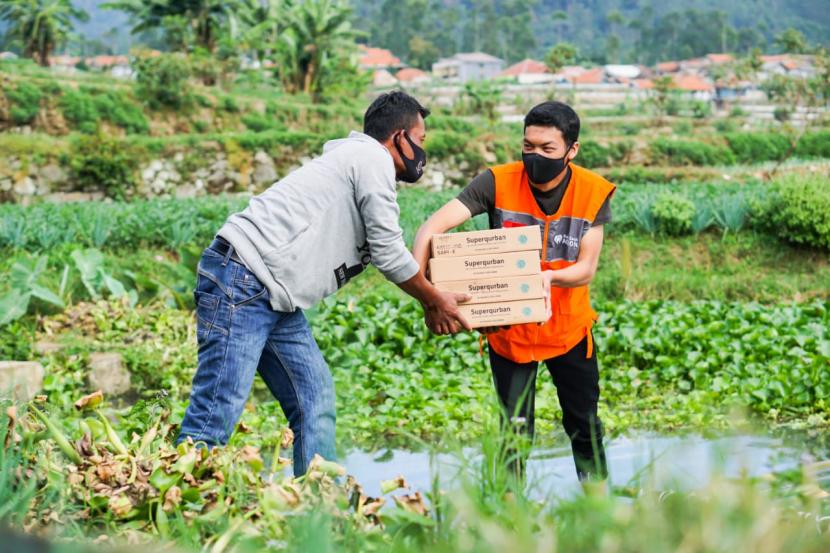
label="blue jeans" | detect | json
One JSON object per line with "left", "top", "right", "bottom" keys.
{"left": 177, "top": 239, "right": 336, "bottom": 475}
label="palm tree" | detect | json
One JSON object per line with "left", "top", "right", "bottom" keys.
{"left": 237, "top": 0, "right": 286, "bottom": 66}
{"left": 274, "top": 0, "right": 361, "bottom": 96}
{"left": 103, "top": 0, "right": 248, "bottom": 53}
{"left": 0, "top": 0, "right": 88, "bottom": 66}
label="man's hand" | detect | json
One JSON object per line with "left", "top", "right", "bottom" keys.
{"left": 424, "top": 291, "right": 472, "bottom": 335}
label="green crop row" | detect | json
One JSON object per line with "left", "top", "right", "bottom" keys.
{"left": 6, "top": 294, "right": 829, "bottom": 449}
{"left": 5, "top": 176, "right": 830, "bottom": 253}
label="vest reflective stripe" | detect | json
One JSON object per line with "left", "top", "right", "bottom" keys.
{"left": 485, "top": 161, "right": 616, "bottom": 363}
{"left": 493, "top": 207, "right": 546, "bottom": 229}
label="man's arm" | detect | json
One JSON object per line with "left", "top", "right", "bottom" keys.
{"left": 412, "top": 199, "right": 474, "bottom": 279}
{"left": 543, "top": 225, "right": 605, "bottom": 288}
{"left": 354, "top": 155, "right": 471, "bottom": 334}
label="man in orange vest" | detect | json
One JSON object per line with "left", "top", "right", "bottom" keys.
{"left": 413, "top": 101, "right": 615, "bottom": 488}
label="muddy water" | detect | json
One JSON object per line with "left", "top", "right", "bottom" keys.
{"left": 342, "top": 433, "right": 828, "bottom": 500}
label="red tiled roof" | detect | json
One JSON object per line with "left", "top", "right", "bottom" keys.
{"left": 633, "top": 78, "right": 653, "bottom": 89}
{"left": 359, "top": 45, "right": 401, "bottom": 68}
{"left": 49, "top": 55, "right": 81, "bottom": 66}
{"left": 571, "top": 67, "right": 604, "bottom": 84}
{"left": 500, "top": 58, "right": 549, "bottom": 76}
{"left": 656, "top": 61, "right": 679, "bottom": 73}
{"left": 706, "top": 53, "right": 733, "bottom": 64}
{"left": 88, "top": 55, "right": 129, "bottom": 67}
{"left": 673, "top": 74, "right": 714, "bottom": 92}
{"left": 396, "top": 67, "right": 429, "bottom": 82}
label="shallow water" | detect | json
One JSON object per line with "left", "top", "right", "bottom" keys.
{"left": 341, "top": 432, "right": 828, "bottom": 500}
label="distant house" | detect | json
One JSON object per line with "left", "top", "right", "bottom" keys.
{"left": 499, "top": 58, "right": 552, "bottom": 84}
{"left": 85, "top": 55, "right": 132, "bottom": 78}
{"left": 636, "top": 73, "right": 715, "bottom": 100}
{"left": 569, "top": 67, "right": 604, "bottom": 85}
{"left": 655, "top": 61, "right": 680, "bottom": 74}
{"left": 432, "top": 52, "right": 505, "bottom": 83}
{"left": 395, "top": 67, "right": 430, "bottom": 85}
{"left": 359, "top": 45, "right": 402, "bottom": 72}
{"left": 372, "top": 69, "right": 398, "bottom": 88}
{"left": 604, "top": 64, "right": 641, "bottom": 81}
{"left": 0, "top": 51, "right": 18, "bottom": 60}
{"left": 759, "top": 54, "right": 814, "bottom": 80}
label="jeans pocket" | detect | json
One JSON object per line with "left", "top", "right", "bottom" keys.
{"left": 230, "top": 263, "right": 267, "bottom": 307}
{"left": 195, "top": 291, "right": 228, "bottom": 339}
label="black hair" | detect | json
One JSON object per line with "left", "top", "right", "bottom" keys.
{"left": 524, "top": 101, "right": 580, "bottom": 146}
{"left": 363, "top": 91, "right": 430, "bottom": 142}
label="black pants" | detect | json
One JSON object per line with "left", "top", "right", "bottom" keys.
{"left": 489, "top": 336, "right": 608, "bottom": 481}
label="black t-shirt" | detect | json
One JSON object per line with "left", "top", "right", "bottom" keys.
{"left": 457, "top": 167, "right": 612, "bottom": 228}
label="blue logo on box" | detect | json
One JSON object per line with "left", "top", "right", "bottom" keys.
{"left": 520, "top": 284, "right": 530, "bottom": 293}
{"left": 522, "top": 307, "right": 532, "bottom": 316}
{"left": 518, "top": 234, "right": 528, "bottom": 244}
{"left": 517, "top": 260, "right": 526, "bottom": 269}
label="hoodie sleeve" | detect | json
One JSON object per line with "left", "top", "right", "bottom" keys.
{"left": 354, "top": 146, "right": 420, "bottom": 284}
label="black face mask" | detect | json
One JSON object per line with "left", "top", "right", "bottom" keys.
{"left": 395, "top": 131, "right": 426, "bottom": 183}
{"left": 522, "top": 147, "right": 571, "bottom": 185}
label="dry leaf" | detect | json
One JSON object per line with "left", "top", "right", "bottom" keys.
{"left": 393, "top": 492, "right": 429, "bottom": 516}
{"left": 163, "top": 486, "right": 182, "bottom": 511}
{"left": 74, "top": 391, "right": 104, "bottom": 411}
{"left": 280, "top": 427, "right": 294, "bottom": 449}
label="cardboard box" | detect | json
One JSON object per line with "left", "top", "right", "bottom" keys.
{"left": 429, "top": 250, "right": 541, "bottom": 282}
{"left": 431, "top": 226, "right": 542, "bottom": 258}
{"left": 458, "top": 298, "right": 548, "bottom": 328}
{"left": 434, "top": 274, "right": 545, "bottom": 305}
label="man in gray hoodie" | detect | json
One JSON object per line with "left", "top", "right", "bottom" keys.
{"left": 177, "top": 91, "right": 470, "bottom": 474}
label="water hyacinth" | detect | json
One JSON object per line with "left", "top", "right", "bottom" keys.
{"left": 4, "top": 393, "right": 435, "bottom": 546}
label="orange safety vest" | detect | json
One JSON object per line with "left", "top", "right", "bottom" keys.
{"left": 486, "top": 162, "right": 616, "bottom": 363}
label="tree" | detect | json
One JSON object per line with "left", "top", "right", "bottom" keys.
{"left": 0, "top": 0, "right": 88, "bottom": 66}
{"left": 649, "top": 75, "right": 676, "bottom": 122}
{"left": 273, "top": 0, "right": 362, "bottom": 98}
{"left": 544, "top": 42, "right": 577, "bottom": 74}
{"left": 103, "top": 0, "right": 249, "bottom": 53}
{"left": 774, "top": 27, "right": 808, "bottom": 54}
{"left": 408, "top": 35, "right": 440, "bottom": 70}
{"left": 761, "top": 47, "right": 829, "bottom": 176}
{"left": 238, "top": 0, "right": 286, "bottom": 66}
{"left": 605, "top": 10, "right": 625, "bottom": 63}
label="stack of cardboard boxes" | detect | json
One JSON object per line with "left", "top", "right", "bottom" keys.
{"left": 429, "top": 227, "right": 548, "bottom": 329}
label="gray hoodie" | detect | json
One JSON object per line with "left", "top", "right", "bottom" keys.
{"left": 217, "top": 131, "right": 419, "bottom": 312}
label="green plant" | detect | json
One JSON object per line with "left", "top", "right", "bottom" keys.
{"left": 70, "top": 248, "right": 136, "bottom": 304}
{"left": 576, "top": 140, "right": 610, "bottom": 168}
{"left": 5, "top": 82, "right": 42, "bottom": 125}
{"left": 673, "top": 120, "right": 693, "bottom": 135}
{"left": 713, "top": 193, "right": 749, "bottom": 235}
{"left": 68, "top": 132, "right": 140, "bottom": 200}
{"left": 652, "top": 192, "right": 695, "bottom": 236}
{"left": 133, "top": 51, "right": 193, "bottom": 110}
{"left": 241, "top": 113, "right": 275, "bottom": 132}
{"left": 729, "top": 105, "right": 746, "bottom": 117}
{"left": 220, "top": 95, "right": 240, "bottom": 113}
{"left": 774, "top": 106, "right": 792, "bottom": 122}
{"left": 690, "top": 100, "right": 711, "bottom": 119}
{"left": 457, "top": 80, "right": 504, "bottom": 125}
{"left": 60, "top": 87, "right": 149, "bottom": 134}
{"left": 762, "top": 174, "right": 830, "bottom": 250}
{"left": 714, "top": 119, "right": 737, "bottom": 133}
{"left": 651, "top": 138, "right": 736, "bottom": 166}
{"left": 0, "top": 255, "right": 65, "bottom": 325}
{"left": 725, "top": 132, "right": 790, "bottom": 163}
